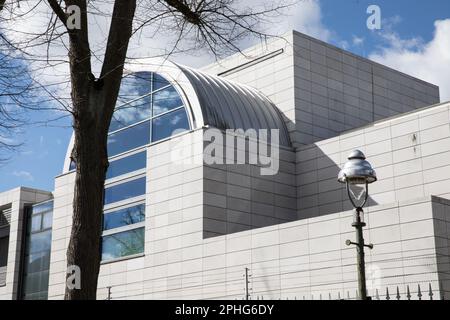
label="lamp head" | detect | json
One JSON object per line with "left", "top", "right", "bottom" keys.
{"left": 338, "top": 150, "right": 377, "bottom": 185}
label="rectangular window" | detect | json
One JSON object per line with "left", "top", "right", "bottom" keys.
{"left": 103, "top": 204, "right": 145, "bottom": 231}
{"left": 107, "top": 121, "right": 150, "bottom": 157}
{"left": 104, "top": 177, "right": 146, "bottom": 205}
{"left": 101, "top": 227, "right": 144, "bottom": 261}
{"left": 106, "top": 152, "right": 146, "bottom": 180}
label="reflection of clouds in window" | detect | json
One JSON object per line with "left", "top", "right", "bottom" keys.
{"left": 117, "top": 72, "right": 152, "bottom": 104}
{"left": 110, "top": 97, "right": 151, "bottom": 132}
{"left": 152, "top": 108, "right": 189, "bottom": 142}
{"left": 152, "top": 86, "right": 183, "bottom": 116}
{"left": 170, "top": 114, "right": 182, "bottom": 125}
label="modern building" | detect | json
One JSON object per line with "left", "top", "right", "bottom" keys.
{"left": 1, "top": 30, "right": 450, "bottom": 300}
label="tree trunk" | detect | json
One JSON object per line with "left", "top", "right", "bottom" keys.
{"left": 65, "top": 95, "right": 109, "bottom": 300}
{"left": 62, "top": 0, "right": 137, "bottom": 300}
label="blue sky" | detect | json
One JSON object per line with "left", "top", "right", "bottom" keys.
{"left": 1, "top": 0, "right": 449, "bottom": 193}
{"left": 319, "top": 0, "right": 450, "bottom": 55}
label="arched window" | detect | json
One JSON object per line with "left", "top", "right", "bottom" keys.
{"left": 107, "top": 72, "right": 190, "bottom": 157}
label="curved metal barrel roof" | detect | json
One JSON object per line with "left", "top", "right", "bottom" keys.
{"left": 177, "top": 64, "right": 291, "bottom": 147}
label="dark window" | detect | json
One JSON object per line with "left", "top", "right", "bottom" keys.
{"left": 27, "top": 231, "right": 52, "bottom": 255}
{"left": 103, "top": 204, "right": 145, "bottom": 231}
{"left": 21, "top": 201, "right": 53, "bottom": 300}
{"left": 152, "top": 86, "right": 183, "bottom": 116}
{"left": 0, "top": 236, "right": 8, "bottom": 286}
{"left": 107, "top": 121, "right": 150, "bottom": 157}
{"left": 152, "top": 108, "right": 190, "bottom": 142}
{"left": 101, "top": 228, "right": 145, "bottom": 261}
{"left": 104, "top": 177, "right": 146, "bottom": 205}
{"left": 106, "top": 152, "right": 146, "bottom": 180}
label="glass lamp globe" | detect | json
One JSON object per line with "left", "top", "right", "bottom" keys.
{"left": 338, "top": 150, "right": 377, "bottom": 185}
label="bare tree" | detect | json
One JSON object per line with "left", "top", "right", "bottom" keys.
{"left": 1, "top": 0, "right": 295, "bottom": 299}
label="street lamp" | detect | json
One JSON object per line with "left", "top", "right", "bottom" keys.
{"left": 338, "top": 150, "right": 377, "bottom": 300}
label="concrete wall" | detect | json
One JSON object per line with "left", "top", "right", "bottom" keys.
{"left": 202, "top": 131, "right": 297, "bottom": 237}
{"left": 202, "top": 31, "right": 440, "bottom": 147}
{"left": 89, "top": 196, "right": 449, "bottom": 300}
{"left": 297, "top": 102, "right": 450, "bottom": 219}
{"left": 0, "top": 187, "right": 52, "bottom": 300}
{"left": 47, "top": 172, "right": 75, "bottom": 299}
{"left": 45, "top": 126, "right": 450, "bottom": 300}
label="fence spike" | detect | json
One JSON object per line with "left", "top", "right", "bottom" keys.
{"left": 396, "top": 286, "right": 401, "bottom": 300}
{"left": 375, "top": 289, "right": 380, "bottom": 300}
{"left": 407, "top": 285, "right": 411, "bottom": 300}
{"left": 320, "top": 293, "right": 322, "bottom": 300}
{"left": 347, "top": 291, "right": 350, "bottom": 300}
{"left": 294, "top": 296, "right": 297, "bottom": 300}
{"left": 428, "top": 283, "right": 433, "bottom": 300}
{"left": 418, "top": 284, "right": 422, "bottom": 300}
{"left": 386, "top": 287, "right": 390, "bottom": 300}
{"left": 338, "top": 292, "right": 341, "bottom": 300}
{"left": 303, "top": 296, "right": 305, "bottom": 300}
{"left": 329, "top": 293, "right": 332, "bottom": 300}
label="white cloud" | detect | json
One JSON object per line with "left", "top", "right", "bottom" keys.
{"left": 370, "top": 19, "right": 450, "bottom": 101}
{"left": 352, "top": 35, "right": 365, "bottom": 47}
{"left": 12, "top": 170, "right": 34, "bottom": 181}
{"left": 289, "top": 0, "right": 330, "bottom": 42}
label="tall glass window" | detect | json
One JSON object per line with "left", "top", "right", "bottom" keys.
{"left": 101, "top": 72, "right": 191, "bottom": 262}
{"left": 20, "top": 201, "right": 53, "bottom": 300}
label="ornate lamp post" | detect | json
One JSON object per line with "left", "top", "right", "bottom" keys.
{"left": 338, "top": 150, "right": 377, "bottom": 300}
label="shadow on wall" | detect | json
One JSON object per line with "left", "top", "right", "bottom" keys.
{"left": 200, "top": 118, "right": 380, "bottom": 238}
{"left": 202, "top": 126, "right": 298, "bottom": 239}
{"left": 297, "top": 146, "right": 378, "bottom": 220}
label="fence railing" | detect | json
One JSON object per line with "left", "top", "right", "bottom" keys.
{"left": 245, "top": 283, "right": 443, "bottom": 300}
{"left": 103, "top": 282, "right": 445, "bottom": 300}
